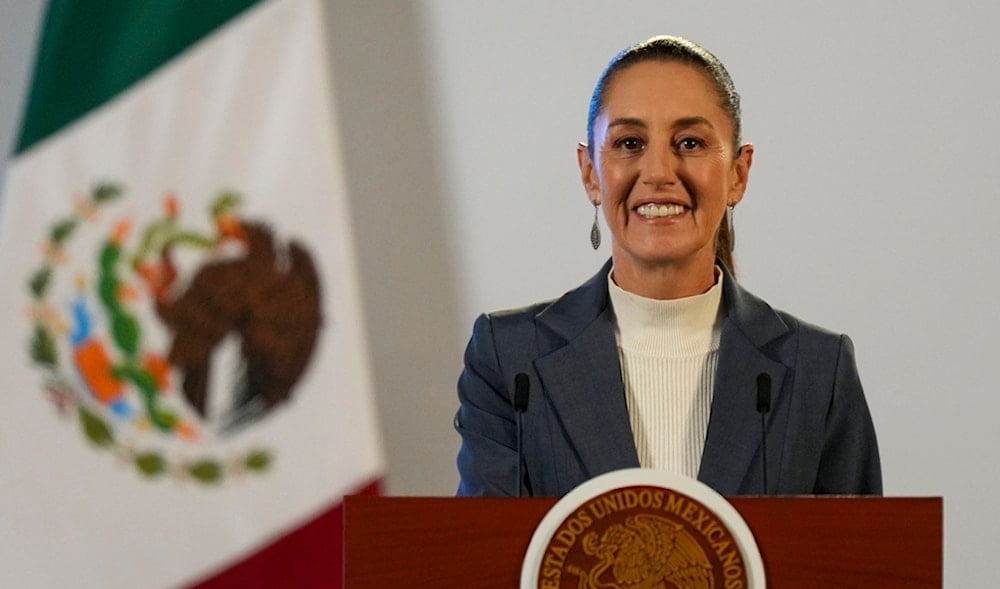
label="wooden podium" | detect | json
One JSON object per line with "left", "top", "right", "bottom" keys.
{"left": 343, "top": 495, "right": 941, "bottom": 588}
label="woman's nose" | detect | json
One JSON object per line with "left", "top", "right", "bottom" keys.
{"left": 642, "top": 143, "right": 679, "bottom": 186}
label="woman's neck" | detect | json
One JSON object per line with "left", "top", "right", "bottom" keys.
{"left": 610, "top": 254, "right": 718, "bottom": 300}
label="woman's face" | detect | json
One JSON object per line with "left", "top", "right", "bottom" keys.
{"left": 579, "top": 60, "right": 752, "bottom": 290}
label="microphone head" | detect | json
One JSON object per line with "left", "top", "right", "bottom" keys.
{"left": 756, "top": 372, "right": 772, "bottom": 413}
{"left": 513, "top": 373, "right": 530, "bottom": 412}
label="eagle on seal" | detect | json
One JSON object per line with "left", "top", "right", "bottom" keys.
{"left": 572, "top": 513, "right": 714, "bottom": 589}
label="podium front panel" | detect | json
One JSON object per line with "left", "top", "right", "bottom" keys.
{"left": 343, "top": 496, "right": 941, "bottom": 588}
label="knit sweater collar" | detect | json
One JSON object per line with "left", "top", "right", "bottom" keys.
{"left": 607, "top": 268, "right": 724, "bottom": 356}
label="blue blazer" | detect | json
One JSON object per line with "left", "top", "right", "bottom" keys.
{"left": 455, "top": 260, "right": 881, "bottom": 497}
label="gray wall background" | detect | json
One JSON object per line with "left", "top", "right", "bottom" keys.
{"left": 3, "top": 1, "right": 997, "bottom": 585}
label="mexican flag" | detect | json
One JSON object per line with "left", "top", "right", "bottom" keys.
{"left": 0, "top": 1, "right": 384, "bottom": 587}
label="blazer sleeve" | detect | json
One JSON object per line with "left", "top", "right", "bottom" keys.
{"left": 814, "top": 334, "right": 883, "bottom": 494}
{"left": 454, "top": 313, "right": 520, "bottom": 496}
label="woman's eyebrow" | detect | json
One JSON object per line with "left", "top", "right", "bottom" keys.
{"left": 607, "top": 115, "right": 715, "bottom": 131}
{"left": 672, "top": 116, "right": 714, "bottom": 131}
{"left": 607, "top": 117, "right": 647, "bottom": 129}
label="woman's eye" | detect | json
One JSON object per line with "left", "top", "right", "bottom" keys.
{"left": 677, "top": 137, "right": 703, "bottom": 151}
{"left": 615, "top": 136, "right": 644, "bottom": 151}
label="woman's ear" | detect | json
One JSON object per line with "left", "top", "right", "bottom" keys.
{"left": 728, "top": 143, "right": 754, "bottom": 205}
{"left": 577, "top": 142, "right": 601, "bottom": 206}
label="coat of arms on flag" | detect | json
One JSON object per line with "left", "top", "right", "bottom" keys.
{"left": 27, "top": 182, "right": 323, "bottom": 484}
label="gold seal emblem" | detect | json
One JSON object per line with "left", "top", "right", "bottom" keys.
{"left": 522, "top": 470, "right": 765, "bottom": 588}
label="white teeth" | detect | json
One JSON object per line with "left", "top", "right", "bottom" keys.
{"left": 637, "top": 203, "right": 685, "bottom": 218}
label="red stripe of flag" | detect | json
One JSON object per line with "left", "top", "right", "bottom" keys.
{"left": 189, "top": 479, "right": 382, "bottom": 589}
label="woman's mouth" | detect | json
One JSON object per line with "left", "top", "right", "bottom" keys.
{"left": 636, "top": 203, "right": 686, "bottom": 219}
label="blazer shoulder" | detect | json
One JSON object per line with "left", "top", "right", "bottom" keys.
{"left": 485, "top": 300, "right": 554, "bottom": 324}
{"left": 484, "top": 260, "right": 612, "bottom": 340}
{"left": 478, "top": 300, "right": 554, "bottom": 343}
{"left": 764, "top": 308, "right": 860, "bottom": 382}
{"left": 773, "top": 309, "right": 848, "bottom": 348}
{"left": 470, "top": 300, "right": 554, "bottom": 370}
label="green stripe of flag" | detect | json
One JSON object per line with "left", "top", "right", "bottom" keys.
{"left": 16, "top": 0, "right": 262, "bottom": 155}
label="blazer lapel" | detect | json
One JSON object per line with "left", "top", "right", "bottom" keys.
{"left": 534, "top": 261, "right": 640, "bottom": 480}
{"left": 698, "top": 264, "right": 790, "bottom": 495}
{"left": 698, "top": 321, "right": 787, "bottom": 494}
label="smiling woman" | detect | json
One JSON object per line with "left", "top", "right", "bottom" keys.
{"left": 454, "top": 36, "right": 882, "bottom": 499}
{"left": 579, "top": 60, "right": 752, "bottom": 300}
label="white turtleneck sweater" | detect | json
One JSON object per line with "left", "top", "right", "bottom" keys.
{"left": 607, "top": 270, "right": 724, "bottom": 478}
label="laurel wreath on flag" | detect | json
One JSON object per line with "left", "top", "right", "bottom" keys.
{"left": 26, "top": 183, "right": 272, "bottom": 485}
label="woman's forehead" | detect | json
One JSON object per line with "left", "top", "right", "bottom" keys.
{"left": 598, "top": 62, "right": 731, "bottom": 130}
{"left": 604, "top": 61, "right": 719, "bottom": 107}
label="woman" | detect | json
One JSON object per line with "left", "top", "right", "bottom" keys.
{"left": 454, "top": 36, "right": 881, "bottom": 497}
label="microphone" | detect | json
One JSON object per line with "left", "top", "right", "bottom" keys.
{"left": 756, "top": 373, "right": 772, "bottom": 495}
{"left": 513, "top": 373, "right": 530, "bottom": 498}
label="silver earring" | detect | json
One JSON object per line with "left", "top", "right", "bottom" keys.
{"left": 590, "top": 205, "right": 601, "bottom": 250}
{"left": 727, "top": 205, "right": 735, "bottom": 247}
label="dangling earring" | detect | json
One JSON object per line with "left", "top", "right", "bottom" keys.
{"left": 727, "top": 205, "right": 735, "bottom": 249}
{"left": 590, "top": 204, "right": 601, "bottom": 250}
